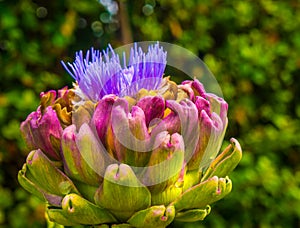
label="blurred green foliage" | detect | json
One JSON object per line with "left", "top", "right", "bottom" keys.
{"left": 0, "top": 0, "right": 300, "bottom": 227}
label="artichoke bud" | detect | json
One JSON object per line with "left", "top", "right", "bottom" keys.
{"left": 18, "top": 42, "right": 243, "bottom": 227}
{"left": 194, "top": 96, "right": 211, "bottom": 116}
{"left": 92, "top": 95, "right": 117, "bottom": 159}
{"left": 176, "top": 89, "right": 190, "bottom": 102}
{"left": 127, "top": 205, "right": 175, "bottom": 228}
{"left": 56, "top": 86, "right": 74, "bottom": 109}
{"left": 128, "top": 106, "right": 150, "bottom": 140}
{"left": 95, "top": 164, "right": 151, "bottom": 222}
{"left": 123, "top": 95, "right": 137, "bottom": 108}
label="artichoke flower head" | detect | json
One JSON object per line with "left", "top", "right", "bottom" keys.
{"left": 18, "top": 42, "right": 242, "bottom": 227}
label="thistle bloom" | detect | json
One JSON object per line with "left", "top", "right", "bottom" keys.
{"left": 61, "top": 43, "right": 167, "bottom": 101}
{"left": 18, "top": 42, "right": 242, "bottom": 227}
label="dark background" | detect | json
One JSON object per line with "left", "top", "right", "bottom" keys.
{"left": 0, "top": 0, "right": 300, "bottom": 227}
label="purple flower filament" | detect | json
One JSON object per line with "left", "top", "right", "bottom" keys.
{"left": 61, "top": 42, "right": 167, "bottom": 101}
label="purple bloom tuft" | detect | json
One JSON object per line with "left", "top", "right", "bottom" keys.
{"left": 61, "top": 42, "right": 167, "bottom": 101}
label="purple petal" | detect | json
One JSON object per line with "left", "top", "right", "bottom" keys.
{"left": 136, "top": 96, "right": 165, "bottom": 127}
{"left": 165, "top": 99, "right": 200, "bottom": 163}
{"left": 153, "top": 111, "right": 180, "bottom": 135}
{"left": 110, "top": 98, "right": 152, "bottom": 166}
{"left": 76, "top": 123, "right": 110, "bottom": 178}
{"left": 61, "top": 125, "right": 103, "bottom": 186}
{"left": 20, "top": 106, "right": 63, "bottom": 160}
{"left": 178, "top": 83, "right": 195, "bottom": 101}
{"left": 180, "top": 79, "right": 206, "bottom": 101}
{"left": 92, "top": 95, "right": 116, "bottom": 144}
{"left": 205, "top": 93, "right": 228, "bottom": 126}
{"left": 187, "top": 109, "right": 225, "bottom": 170}
{"left": 129, "top": 106, "right": 150, "bottom": 141}
{"left": 194, "top": 96, "right": 211, "bottom": 118}
{"left": 20, "top": 111, "right": 37, "bottom": 152}
{"left": 191, "top": 79, "right": 206, "bottom": 97}
{"left": 199, "top": 111, "right": 226, "bottom": 169}
{"left": 150, "top": 100, "right": 199, "bottom": 138}
{"left": 141, "top": 132, "right": 185, "bottom": 190}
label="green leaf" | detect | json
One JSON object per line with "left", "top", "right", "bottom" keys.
{"left": 111, "top": 224, "right": 134, "bottom": 228}
{"left": 151, "top": 185, "right": 182, "bottom": 206}
{"left": 46, "top": 210, "right": 69, "bottom": 228}
{"left": 72, "top": 179, "right": 98, "bottom": 203}
{"left": 172, "top": 176, "right": 232, "bottom": 211}
{"left": 47, "top": 193, "right": 117, "bottom": 225}
{"left": 182, "top": 169, "right": 201, "bottom": 192}
{"left": 95, "top": 164, "right": 151, "bottom": 222}
{"left": 201, "top": 138, "right": 242, "bottom": 181}
{"left": 18, "top": 156, "right": 77, "bottom": 207}
{"left": 75, "top": 123, "right": 108, "bottom": 180}
{"left": 46, "top": 208, "right": 78, "bottom": 226}
{"left": 127, "top": 205, "right": 175, "bottom": 228}
{"left": 18, "top": 164, "right": 46, "bottom": 202}
{"left": 140, "top": 133, "right": 185, "bottom": 193}
{"left": 25, "top": 149, "right": 79, "bottom": 197}
{"left": 61, "top": 124, "right": 103, "bottom": 186}
{"left": 175, "top": 205, "right": 211, "bottom": 222}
